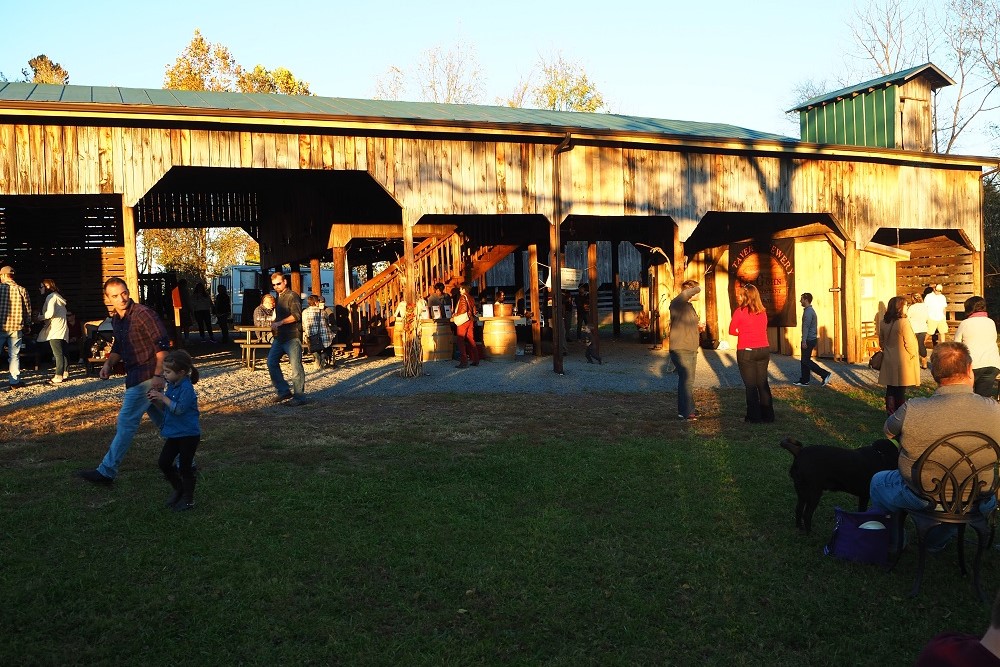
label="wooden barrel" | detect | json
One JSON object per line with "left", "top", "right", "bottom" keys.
{"left": 391, "top": 324, "right": 403, "bottom": 357}
{"left": 420, "top": 320, "right": 454, "bottom": 361}
{"left": 483, "top": 317, "right": 517, "bottom": 361}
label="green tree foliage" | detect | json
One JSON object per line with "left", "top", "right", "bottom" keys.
{"left": 211, "top": 228, "right": 260, "bottom": 271}
{"left": 531, "top": 53, "right": 606, "bottom": 113}
{"left": 23, "top": 55, "right": 69, "bottom": 84}
{"left": 163, "top": 29, "right": 310, "bottom": 94}
{"left": 138, "top": 227, "right": 258, "bottom": 279}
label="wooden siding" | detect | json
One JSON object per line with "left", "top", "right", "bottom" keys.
{"left": 0, "top": 124, "right": 983, "bottom": 253}
{"left": 897, "top": 235, "right": 975, "bottom": 325}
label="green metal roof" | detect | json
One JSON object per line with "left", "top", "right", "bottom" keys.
{"left": 790, "top": 63, "right": 955, "bottom": 112}
{"left": 0, "top": 82, "right": 797, "bottom": 143}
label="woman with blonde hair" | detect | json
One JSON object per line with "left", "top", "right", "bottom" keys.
{"left": 728, "top": 283, "right": 774, "bottom": 423}
{"left": 878, "top": 295, "right": 921, "bottom": 414}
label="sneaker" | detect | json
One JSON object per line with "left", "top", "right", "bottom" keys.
{"left": 791, "top": 381, "right": 809, "bottom": 387}
{"left": 76, "top": 469, "right": 114, "bottom": 486}
{"left": 273, "top": 392, "right": 293, "bottom": 403}
{"left": 822, "top": 374, "right": 833, "bottom": 387}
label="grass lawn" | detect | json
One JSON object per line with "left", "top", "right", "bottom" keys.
{"left": 1, "top": 381, "right": 994, "bottom": 666}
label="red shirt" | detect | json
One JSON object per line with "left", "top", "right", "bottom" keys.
{"left": 914, "top": 632, "right": 1000, "bottom": 667}
{"left": 729, "top": 307, "right": 769, "bottom": 348}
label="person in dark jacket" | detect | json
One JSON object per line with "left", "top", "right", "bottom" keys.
{"left": 668, "top": 280, "right": 703, "bottom": 421}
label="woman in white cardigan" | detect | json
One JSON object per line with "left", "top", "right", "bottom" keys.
{"left": 37, "top": 278, "right": 69, "bottom": 384}
{"left": 954, "top": 295, "right": 1000, "bottom": 398}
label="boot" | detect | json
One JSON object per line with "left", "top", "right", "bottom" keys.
{"left": 163, "top": 469, "right": 183, "bottom": 508}
{"left": 885, "top": 395, "right": 897, "bottom": 415}
{"left": 173, "top": 476, "right": 196, "bottom": 512}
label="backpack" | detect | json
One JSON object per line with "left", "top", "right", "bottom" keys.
{"left": 823, "top": 506, "right": 894, "bottom": 566}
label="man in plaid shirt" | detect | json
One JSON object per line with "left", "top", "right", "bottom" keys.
{"left": 77, "top": 277, "right": 170, "bottom": 486}
{"left": 0, "top": 266, "right": 31, "bottom": 389}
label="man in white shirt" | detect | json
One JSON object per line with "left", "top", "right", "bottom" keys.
{"left": 923, "top": 283, "right": 948, "bottom": 343}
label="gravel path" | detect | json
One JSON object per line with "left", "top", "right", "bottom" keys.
{"left": 0, "top": 337, "right": 909, "bottom": 413}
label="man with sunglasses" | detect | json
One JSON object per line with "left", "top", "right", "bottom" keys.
{"left": 267, "top": 272, "right": 306, "bottom": 406}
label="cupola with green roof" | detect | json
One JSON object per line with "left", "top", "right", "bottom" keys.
{"left": 790, "top": 63, "right": 953, "bottom": 151}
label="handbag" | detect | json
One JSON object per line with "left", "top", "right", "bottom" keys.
{"left": 868, "top": 350, "right": 884, "bottom": 370}
{"left": 452, "top": 311, "right": 469, "bottom": 326}
{"left": 823, "top": 506, "right": 893, "bottom": 566}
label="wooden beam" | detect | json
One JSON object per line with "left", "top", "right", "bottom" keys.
{"left": 611, "top": 241, "right": 621, "bottom": 337}
{"left": 844, "top": 242, "right": 860, "bottom": 363}
{"left": 332, "top": 246, "right": 347, "bottom": 306}
{"left": 310, "top": 258, "right": 321, "bottom": 298}
{"left": 528, "top": 243, "right": 541, "bottom": 356}
{"left": 121, "top": 196, "right": 139, "bottom": 299}
{"left": 588, "top": 240, "right": 600, "bottom": 359}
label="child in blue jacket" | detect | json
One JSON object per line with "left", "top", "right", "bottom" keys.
{"left": 147, "top": 349, "right": 201, "bottom": 511}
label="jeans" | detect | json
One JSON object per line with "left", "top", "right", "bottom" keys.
{"left": 973, "top": 366, "right": 999, "bottom": 399}
{"left": 670, "top": 349, "right": 698, "bottom": 418}
{"left": 869, "top": 470, "right": 998, "bottom": 549}
{"left": 193, "top": 310, "right": 214, "bottom": 340}
{"left": 98, "top": 379, "right": 164, "bottom": 478}
{"left": 913, "top": 330, "right": 927, "bottom": 361}
{"left": 798, "top": 339, "right": 828, "bottom": 384}
{"left": 0, "top": 330, "right": 23, "bottom": 384}
{"left": 48, "top": 339, "right": 66, "bottom": 378}
{"left": 736, "top": 347, "right": 773, "bottom": 422}
{"left": 267, "top": 336, "right": 305, "bottom": 397}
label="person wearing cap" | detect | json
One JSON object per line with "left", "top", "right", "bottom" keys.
{"left": 0, "top": 265, "right": 32, "bottom": 390}
{"left": 76, "top": 277, "right": 170, "bottom": 486}
{"left": 924, "top": 283, "right": 949, "bottom": 344}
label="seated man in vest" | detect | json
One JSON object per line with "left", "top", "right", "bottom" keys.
{"left": 870, "top": 341, "right": 1000, "bottom": 551}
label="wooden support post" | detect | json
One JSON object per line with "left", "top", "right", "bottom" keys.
{"left": 844, "top": 242, "right": 860, "bottom": 363}
{"left": 703, "top": 249, "right": 718, "bottom": 347}
{"left": 611, "top": 241, "right": 621, "bottom": 338}
{"left": 588, "top": 240, "right": 600, "bottom": 359}
{"left": 333, "top": 246, "right": 347, "bottom": 306}
{"left": 550, "top": 134, "right": 572, "bottom": 374}
{"left": 309, "top": 258, "right": 321, "bottom": 298}
{"left": 673, "top": 232, "right": 685, "bottom": 293}
{"left": 289, "top": 266, "right": 302, "bottom": 295}
{"left": 400, "top": 210, "right": 420, "bottom": 378}
{"left": 831, "top": 252, "right": 842, "bottom": 362}
{"left": 549, "top": 220, "right": 564, "bottom": 373}
{"left": 529, "top": 243, "right": 541, "bottom": 356}
{"left": 121, "top": 196, "right": 139, "bottom": 300}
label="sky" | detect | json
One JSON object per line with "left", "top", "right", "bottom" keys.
{"left": 2, "top": 0, "right": 995, "bottom": 155}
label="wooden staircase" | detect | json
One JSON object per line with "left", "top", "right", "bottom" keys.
{"left": 345, "top": 230, "right": 518, "bottom": 325}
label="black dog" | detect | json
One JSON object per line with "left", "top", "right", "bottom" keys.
{"left": 779, "top": 436, "right": 899, "bottom": 533}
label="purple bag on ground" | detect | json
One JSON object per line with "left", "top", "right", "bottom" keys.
{"left": 823, "top": 506, "right": 893, "bottom": 566}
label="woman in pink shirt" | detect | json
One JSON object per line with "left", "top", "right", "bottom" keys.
{"left": 729, "top": 284, "right": 774, "bottom": 423}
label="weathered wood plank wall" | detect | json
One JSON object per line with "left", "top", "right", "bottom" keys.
{"left": 0, "top": 123, "right": 984, "bottom": 255}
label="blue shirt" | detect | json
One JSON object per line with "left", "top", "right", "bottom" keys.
{"left": 160, "top": 376, "right": 201, "bottom": 439}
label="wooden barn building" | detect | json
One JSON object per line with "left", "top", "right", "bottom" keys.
{"left": 0, "top": 62, "right": 994, "bottom": 371}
